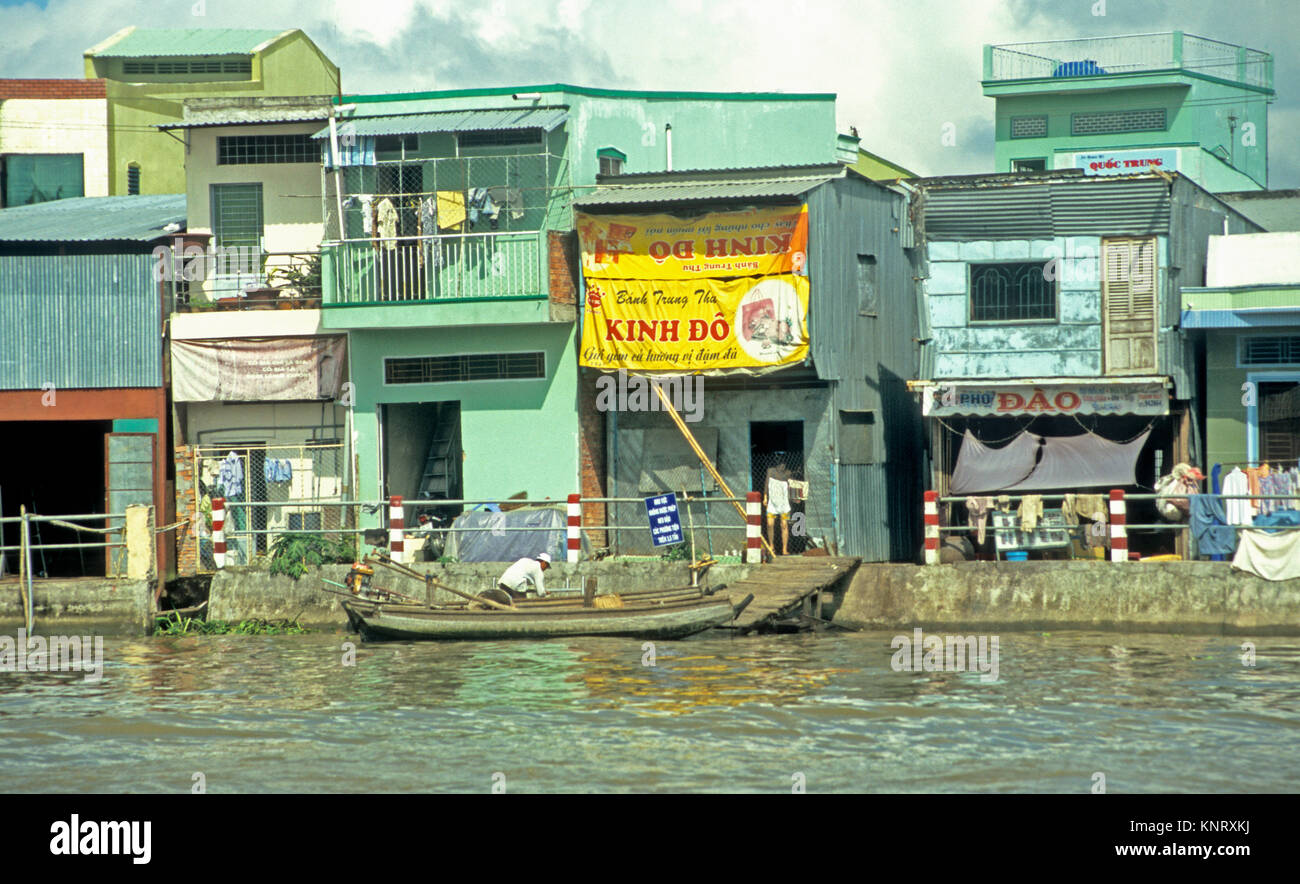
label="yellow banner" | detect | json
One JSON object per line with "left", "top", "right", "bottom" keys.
{"left": 580, "top": 275, "right": 809, "bottom": 373}
{"left": 577, "top": 206, "right": 809, "bottom": 280}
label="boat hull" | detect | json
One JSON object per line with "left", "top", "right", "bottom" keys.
{"left": 343, "top": 596, "right": 737, "bottom": 641}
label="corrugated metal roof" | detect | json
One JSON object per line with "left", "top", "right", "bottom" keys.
{"left": 575, "top": 166, "right": 845, "bottom": 208}
{"left": 88, "top": 28, "right": 287, "bottom": 57}
{"left": 0, "top": 195, "right": 185, "bottom": 243}
{"left": 165, "top": 98, "right": 335, "bottom": 129}
{"left": 1217, "top": 191, "right": 1300, "bottom": 233}
{"left": 921, "top": 176, "right": 1171, "bottom": 239}
{"left": 312, "top": 107, "right": 568, "bottom": 139}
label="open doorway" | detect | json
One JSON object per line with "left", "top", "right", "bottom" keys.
{"left": 750, "top": 420, "right": 806, "bottom": 556}
{"left": 0, "top": 420, "right": 110, "bottom": 578}
{"left": 381, "top": 401, "right": 463, "bottom": 524}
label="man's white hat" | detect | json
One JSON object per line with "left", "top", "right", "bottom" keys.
{"left": 537, "top": 553, "right": 552, "bottom": 563}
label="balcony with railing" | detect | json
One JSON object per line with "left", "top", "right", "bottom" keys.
{"left": 984, "top": 32, "right": 1273, "bottom": 91}
{"left": 167, "top": 248, "right": 323, "bottom": 313}
{"left": 320, "top": 150, "right": 571, "bottom": 326}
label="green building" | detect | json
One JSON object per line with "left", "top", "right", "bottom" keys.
{"left": 83, "top": 27, "right": 340, "bottom": 197}
{"left": 983, "top": 32, "right": 1273, "bottom": 191}
{"left": 316, "top": 84, "right": 847, "bottom": 512}
{"left": 1183, "top": 232, "right": 1300, "bottom": 470}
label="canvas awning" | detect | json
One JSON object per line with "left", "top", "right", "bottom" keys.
{"left": 171, "top": 337, "right": 345, "bottom": 402}
{"left": 949, "top": 428, "right": 1152, "bottom": 494}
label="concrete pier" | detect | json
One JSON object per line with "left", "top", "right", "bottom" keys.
{"left": 0, "top": 578, "right": 154, "bottom": 634}
{"left": 832, "top": 561, "right": 1300, "bottom": 635}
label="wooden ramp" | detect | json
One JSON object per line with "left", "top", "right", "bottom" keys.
{"left": 722, "top": 557, "right": 861, "bottom": 634}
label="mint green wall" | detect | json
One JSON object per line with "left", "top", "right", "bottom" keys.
{"left": 347, "top": 323, "right": 579, "bottom": 503}
{"left": 991, "top": 74, "right": 1269, "bottom": 190}
{"left": 344, "top": 85, "right": 840, "bottom": 187}
{"left": 1204, "top": 331, "right": 1247, "bottom": 467}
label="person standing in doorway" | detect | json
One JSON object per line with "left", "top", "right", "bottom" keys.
{"left": 764, "top": 461, "right": 792, "bottom": 557}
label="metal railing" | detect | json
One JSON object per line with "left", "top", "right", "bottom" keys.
{"left": 928, "top": 490, "right": 1300, "bottom": 563}
{"left": 324, "top": 230, "right": 544, "bottom": 304}
{"left": 193, "top": 443, "right": 349, "bottom": 571}
{"left": 986, "top": 32, "right": 1272, "bottom": 89}
{"left": 165, "top": 248, "right": 323, "bottom": 311}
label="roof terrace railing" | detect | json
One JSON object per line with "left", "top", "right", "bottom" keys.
{"left": 985, "top": 32, "right": 1272, "bottom": 90}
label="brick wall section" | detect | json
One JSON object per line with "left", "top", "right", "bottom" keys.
{"left": 173, "top": 444, "right": 201, "bottom": 577}
{"left": 0, "top": 79, "right": 107, "bottom": 99}
{"left": 577, "top": 367, "right": 608, "bottom": 550}
{"left": 547, "top": 229, "right": 579, "bottom": 321}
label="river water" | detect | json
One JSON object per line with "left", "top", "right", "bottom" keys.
{"left": 1, "top": 629, "right": 1297, "bottom": 792}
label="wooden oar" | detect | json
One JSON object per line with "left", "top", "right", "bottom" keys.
{"left": 369, "top": 554, "right": 516, "bottom": 612}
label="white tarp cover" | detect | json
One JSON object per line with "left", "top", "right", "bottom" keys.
{"left": 950, "top": 429, "right": 1151, "bottom": 494}
{"left": 172, "top": 337, "right": 345, "bottom": 401}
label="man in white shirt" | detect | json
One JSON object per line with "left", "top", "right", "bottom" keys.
{"left": 497, "top": 553, "right": 550, "bottom": 599}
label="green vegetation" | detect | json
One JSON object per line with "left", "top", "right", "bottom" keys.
{"left": 268, "top": 533, "right": 357, "bottom": 580}
{"left": 660, "top": 543, "right": 690, "bottom": 562}
{"left": 153, "top": 613, "right": 308, "bottom": 636}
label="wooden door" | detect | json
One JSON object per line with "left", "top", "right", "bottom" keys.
{"left": 1102, "top": 237, "right": 1158, "bottom": 374}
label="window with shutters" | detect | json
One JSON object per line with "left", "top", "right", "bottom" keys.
{"left": 1102, "top": 237, "right": 1157, "bottom": 374}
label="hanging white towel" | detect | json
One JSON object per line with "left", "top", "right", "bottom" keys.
{"left": 1232, "top": 528, "right": 1300, "bottom": 581}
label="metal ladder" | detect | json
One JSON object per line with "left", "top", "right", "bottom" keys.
{"left": 418, "top": 404, "right": 458, "bottom": 500}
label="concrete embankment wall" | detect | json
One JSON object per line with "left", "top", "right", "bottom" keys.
{"left": 209, "top": 560, "right": 755, "bottom": 628}
{"left": 832, "top": 562, "right": 1300, "bottom": 635}
{"left": 0, "top": 578, "right": 154, "bottom": 634}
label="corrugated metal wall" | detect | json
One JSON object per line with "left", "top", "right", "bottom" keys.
{"left": 0, "top": 253, "right": 161, "bottom": 389}
{"left": 921, "top": 178, "right": 1172, "bottom": 241}
{"left": 807, "top": 176, "right": 923, "bottom": 560}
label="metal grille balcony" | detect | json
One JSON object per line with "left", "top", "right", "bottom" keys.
{"left": 986, "top": 32, "right": 1272, "bottom": 90}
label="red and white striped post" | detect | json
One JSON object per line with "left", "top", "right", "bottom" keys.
{"left": 212, "top": 497, "right": 226, "bottom": 569}
{"left": 567, "top": 493, "right": 582, "bottom": 563}
{"left": 388, "top": 495, "right": 405, "bottom": 564}
{"left": 923, "top": 490, "right": 940, "bottom": 565}
{"left": 1109, "top": 489, "right": 1127, "bottom": 563}
{"left": 745, "top": 491, "right": 762, "bottom": 564}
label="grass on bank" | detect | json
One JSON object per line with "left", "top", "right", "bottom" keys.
{"left": 154, "top": 612, "right": 308, "bottom": 636}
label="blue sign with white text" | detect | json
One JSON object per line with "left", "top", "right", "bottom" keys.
{"left": 644, "top": 493, "right": 683, "bottom": 547}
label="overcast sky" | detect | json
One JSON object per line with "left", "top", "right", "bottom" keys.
{"left": 2, "top": 0, "right": 1297, "bottom": 187}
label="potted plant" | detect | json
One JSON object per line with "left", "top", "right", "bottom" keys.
{"left": 267, "top": 253, "right": 323, "bottom": 308}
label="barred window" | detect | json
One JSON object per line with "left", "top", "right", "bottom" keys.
{"left": 385, "top": 352, "right": 546, "bottom": 384}
{"left": 218, "top": 134, "right": 318, "bottom": 165}
{"left": 1071, "top": 108, "right": 1166, "bottom": 135}
{"left": 122, "top": 58, "right": 251, "bottom": 76}
{"left": 1241, "top": 336, "right": 1300, "bottom": 366}
{"left": 458, "top": 129, "right": 543, "bottom": 148}
{"left": 1012, "top": 158, "right": 1047, "bottom": 172}
{"left": 1010, "top": 115, "right": 1047, "bottom": 138}
{"left": 970, "top": 262, "right": 1056, "bottom": 322}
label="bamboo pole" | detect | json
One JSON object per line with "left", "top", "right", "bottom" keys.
{"left": 652, "top": 384, "right": 776, "bottom": 558}
{"left": 20, "top": 505, "right": 32, "bottom": 633}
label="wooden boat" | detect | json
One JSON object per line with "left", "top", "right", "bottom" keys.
{"left": 329, "top": 553, "right": 750, "bottom": 641}
{"left": 341, "top": 594, "right": 745, "bottom": 641}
